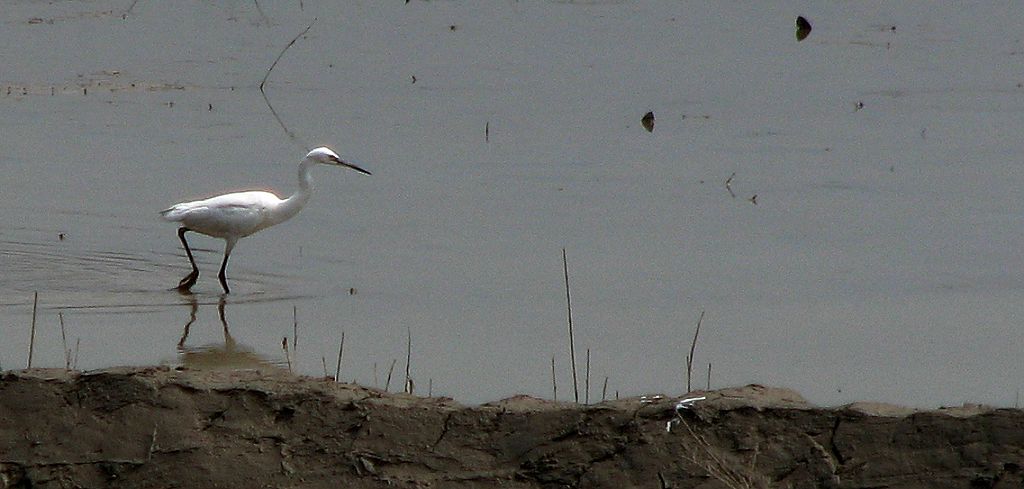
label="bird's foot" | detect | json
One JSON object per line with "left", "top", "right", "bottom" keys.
{"left": 177, "top": 271, "right": 199, "bottom": 292}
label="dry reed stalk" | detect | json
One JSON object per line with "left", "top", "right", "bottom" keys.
{"left": 59, "top": 312, "right": 70, "bottom": 369}
{"left": 385, "top": 359, "right": 397, "bottom": 392}
{"left": 686, "top": 310, "right": 705, "bottom": 392}
{"left": 27, "top": 292, "right": 38, "bottom": 369}
{"left": 404, "top": 327, "right": 412, "bottom": 393}
{"left": 562, "top": 248, "right": 579, "bottom": 403}
{"left": 260, "top": 18, "right": 317, "bottom": 147}
{"left": 707, "top": 362, "right": 712, "bottom": 390}
{"left": 551, "top": 355, "right": 557, "bottom": 401}
{"left": 676, "top": 417, "right": 768, "bottom": 489}
{"left": 584, "top": 348, "right": 591, "bottom": 405}
{"left": 335, "top": 331, "right": 345, "bottom": 382}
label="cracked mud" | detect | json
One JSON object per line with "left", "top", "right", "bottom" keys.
{"left": 1, "top": 367, "right": 1022, "bottom": 488}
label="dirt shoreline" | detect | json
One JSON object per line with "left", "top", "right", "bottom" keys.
{"left": 1, "top": 367, "right": 1021, "bottom": 488}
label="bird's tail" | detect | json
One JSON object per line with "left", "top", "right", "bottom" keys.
{"left": 159, "top": 204, "right": 189, "bottom": 222}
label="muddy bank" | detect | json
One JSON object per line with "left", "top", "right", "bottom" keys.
{"left": 1, "top": 367, "right": 1021, "bottom": 488}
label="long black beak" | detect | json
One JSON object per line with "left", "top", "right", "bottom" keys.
{"left": 333, "top": 157, "right": 371, "bottom": 175}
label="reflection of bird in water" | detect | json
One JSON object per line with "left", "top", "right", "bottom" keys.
{"left": 161, "top": 147, "right": 371, "bottom": 294}
{"left": 176, "top": 296, "right": 284, "bottom": 372}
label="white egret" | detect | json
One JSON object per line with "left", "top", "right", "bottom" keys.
{"left": 161, "top": 147, "right": 371, "bottom": 294}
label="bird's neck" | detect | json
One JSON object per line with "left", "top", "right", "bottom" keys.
{"left": 273, "top": 159, "right": 315, "bottom": 224}
{"left": 297, "top": 158, "right": 315, "bottom": 194}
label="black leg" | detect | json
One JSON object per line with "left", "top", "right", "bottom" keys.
{"left": 217, "top": 239, "right": 236, "bottom": 294}
{"left": 176, "top": 227, "right": 199, "bottom": 292}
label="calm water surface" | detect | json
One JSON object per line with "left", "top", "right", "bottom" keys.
{"left": 2, "top": 1, "right": 1023, "bottom": 407}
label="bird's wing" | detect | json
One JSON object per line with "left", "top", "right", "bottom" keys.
{"left": 161, "top": 191, "right": 283, "bottom": 238}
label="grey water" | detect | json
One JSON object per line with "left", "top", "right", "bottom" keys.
{"left": 2, "top": 1, "right": 1023, "bottom": 407}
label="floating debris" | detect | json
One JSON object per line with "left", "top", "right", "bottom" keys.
{"left": 641, "top": 111, "right": 655, "bottom": 132}
{"left": 796, "top": 16, "right": 812, "bottom": 41}
{"left": 725, "top": 172, "right": 736, "bottom": 198}
{"left": 748, "top": 194, "right": 758, "bottom": 205}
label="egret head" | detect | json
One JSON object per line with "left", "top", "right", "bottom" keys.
{"left": 306, "top": 147, "right": 372, "bottom": 175}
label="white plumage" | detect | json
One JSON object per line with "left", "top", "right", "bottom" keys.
{"left": 162, "top": 147, "right": 370, "bottom": 294}
{"left": 161, "top": 191, "right": 287, "bottom": 239}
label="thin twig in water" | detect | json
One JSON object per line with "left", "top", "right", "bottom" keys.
{"left": 707, "top": 362, "right": 712, "bottom": 390}
{"left": 562, "top": 248, "right": 579, "bottom": 403}
{"left": 73, "top": 338, "right": 80, "bottom": 370}
{"left": 27, "top": 292, "right": 38, "bottom": 369}
{"left": 260, "top": 18, "right": 317, "bottom": 148}
{"left": 686, "top": 310, "right": 705, "bottom": 392}
{"left": 321, "top": 356, "right": 328, "bottom": 377}
{"left": 385, "top": 359, "right": 397, "bottom": 392}
{"left": 725, "top": 172, "right": 736, "bottom": 198}
{"left": 601, "top": 376, "right": 608, "bottom": 402}
{"left": 428, "top": 378, "right": 432, "bottom": 397}
{"left": 373, "top": 362, "right": 378, "bottom": 387}
{"left": 252, "top": 0, "right": 271, "bottom": 25}
{"left": 123, "top": 0, "right": 139, "bottom": 17}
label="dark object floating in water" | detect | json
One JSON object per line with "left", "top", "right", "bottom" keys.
{"left": 796, "top": 16, "right": 812, "bottom": 41}
{"left": 641, "top": 111, "right": 655, "bottom": 132}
